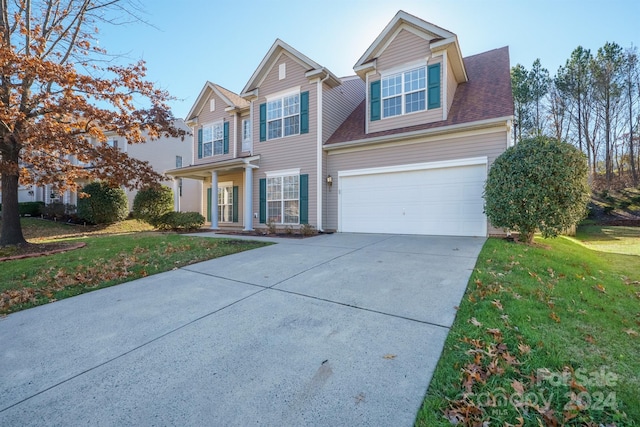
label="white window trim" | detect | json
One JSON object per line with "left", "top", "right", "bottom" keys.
{"left": 266, "top": 174, "right": 300, "bottom": 225}
{"left": 266, "top": 168, "right": 300, "bottom": 177}
{"left": 266, "top": 86, "right": 300, "bottom": 101}
{"left": 218, "top": 181, "right": 233, "bottom": 223}
{"left": 381, "top": 65, "right": 427, "bottom": 119}
{"left": 202, "top": 121, "right": 224, "bottom": 157}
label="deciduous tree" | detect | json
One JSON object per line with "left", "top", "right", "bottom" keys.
{"left": 0, "top": 0, "right": 184, "bottom": 246}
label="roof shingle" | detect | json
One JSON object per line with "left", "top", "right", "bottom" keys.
{"left": 326, "top": 46, "right": 514, "bottom": 145}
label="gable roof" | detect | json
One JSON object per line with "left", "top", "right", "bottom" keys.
{"left": 326, "top": 46, "right": 514, "bottom": 146}
{"left": 353, "top": 10, "right": 468, "bottom": 83}
{"left": 186, "top": 82, "right": 249, "bottom": 122}
{"left": 241, "top": 39, "right": 340, "bottom": 97}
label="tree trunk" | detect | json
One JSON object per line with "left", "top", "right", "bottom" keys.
{"left": 1, "top": 172, "right": 27, "bottom": 246}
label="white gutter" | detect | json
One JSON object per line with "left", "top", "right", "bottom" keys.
{"left": 316, "top": 71, "right": 332, "bottom": 232}
{"left": 324, "top": 115, "right": 514, "bottom": 151}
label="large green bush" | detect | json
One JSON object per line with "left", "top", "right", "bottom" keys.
{"left": 132, "top": 185, "right": 174, "bottom": 226}
{"left": 484, "top": 136, "right": 590, "bottom": 243}
{"left": 77, "top": 182, "right": 128, "bottom": 224}
{"left": 154, "top": 211, "right": 204, "bottom": 231}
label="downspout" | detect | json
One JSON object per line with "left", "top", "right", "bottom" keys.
{"left": 316, "top": 70, "right": 331, "bottom": 232}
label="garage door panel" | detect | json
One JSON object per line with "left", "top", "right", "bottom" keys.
{"left": 339, "top": 163, "right": 486, "bottom": 236}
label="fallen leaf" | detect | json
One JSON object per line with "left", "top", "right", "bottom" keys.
{"left": 511, "top": 379, "right": 525, "bottom": 395}
{"left": 491, "top": 299, "right": 503, "bottom": 311}
{"left": 593, "top": 284, "right": 607, "bottom": 294}
{"left": 624, "top": 329, "right": 639, "bottom": 337}
{"left": 549, "top": 312, "right": 561, "bottom": 323}
{"left": 518, "top": 343, "right": 531, "bottom": 354}
{"left": 383, "top": 354, "right": 397, "bottom": 359}
{"left": 585, "top": 335, "right": 596, "bottom": 344}
{"left": 469, "top": 317, "right": 483, "bottom": 327}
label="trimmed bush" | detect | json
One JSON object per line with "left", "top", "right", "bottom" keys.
{"left": 133, "top": 185, "right": 174, "bottom": 226}
{"left": 77, "top": 182, "right": 128, "bottom": 224}
{"left": 154, "top": 211, "right": 204, "bottom": 231}
{"left": 17, "top": 201, "right": 45, "bottom": 216}
{"left": 484, "top": 136, "right": 590, "bottom": 244}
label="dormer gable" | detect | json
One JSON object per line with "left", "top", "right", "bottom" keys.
{"left": 241, "top": 39, "right": 340, "bottom": 98}
{"left": 354, "top": 10, "right": 468, "bottom": 85}
{"left": 186, "top": 82, "right": 249, "bottom": 124}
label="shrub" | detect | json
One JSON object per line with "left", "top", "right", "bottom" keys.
{"left": 154, "top": 211, "right": 204, "bottom": 231}
{"left": 42, "top": 202, "right": 76, "bottom": 219}
{"left": 17, "top": 201, "right": 45, "bottom": 216}
{"left": 484, "top": 136, "right": 590, "bottom": 244}
{"left": 77, "top": 182, "right": 128, "bottom": 224}
{"left": 618, "top": 200, "right": 631, "bottom": 209}
{"left": 300, "top": 223, "right": 317, "bottom": 237}
{"left": 133, "top": 185, "right": 174, "bottom": 226}
{"left": 265, "top": 220, "right": 277, "bottom": 234}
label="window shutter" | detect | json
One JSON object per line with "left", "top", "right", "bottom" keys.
{"left": 300, "top": 91, "right": 309, "bottom": 134}
{"left": 428, "top": 63, "right": 441, "bottom": 110}
{"left": 299, "top": 174, "right": 308, "bottom": 224}
{"left": 223, "top": 121, "right": 229, "bottom": 154}
{"left": 259, "top": 103, "right": 266, "bottom": 142}
{"left": 259, "top": 178, "right": 266, "bottom": 223}
{"left": 197, "top": 128, "right": 203, "bottom": 159}
{"left": 232, "top": 186, "right": 238, "bottom": 223}
{"left": 370, "top": 80, "right": 381, "bottom": 121}
{"left": 206, "top": 187, "right": 212, "bottom": 222}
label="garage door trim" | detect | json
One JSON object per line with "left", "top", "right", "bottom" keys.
{"left": 337, "top": 156, "right": 488, "bottom": 179}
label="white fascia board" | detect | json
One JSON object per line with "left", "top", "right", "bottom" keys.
{"left": 338, "top": 156, "right": 488, "bottom": 178}
{"left": 266, "top": 168, "right": 301, "bottom": 177}
{"left": 265, "top": 86, "right": 301, "bottom": 101}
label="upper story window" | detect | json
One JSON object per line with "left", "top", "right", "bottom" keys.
{"left": 176, "top": 155, "right": 183, "bottom": 168}
{"left": 242, "top": 119, "right": 251, "bottom": 152}
{"left": 267, "top": 93, "right": 299, "bottom": 140}
{"left": 202, "top": 122, "right": 224, "bottom": 157}
{"left": 382, "top": 66, "right": 426, "bottom": 118}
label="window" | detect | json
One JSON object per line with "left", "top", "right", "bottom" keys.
{"left": 218, "top": 185, "right": 234, "bottom": 222}
{"left": 175, "top": 155, "right": 183, "bottom": 168}
{"left": 381, "top": 66, "right": 426, "bottom": 118}
{"left": 267, "top": 175, "right": 299, "bottom": 224}
{"left": 202, "top": 122, "right": 224, "bottom": 157}
{"left": 267, "top": 93, "right": 299, "bottom": 140}
{"left": 242, "top": 119, "right": 251, "bottom": 151}
{"left": 108, "top": 139, "right": 119, "bottom": 149}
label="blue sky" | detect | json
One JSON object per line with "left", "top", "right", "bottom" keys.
{"left": 97, "top": 0, "right": 639, "bottom": 119}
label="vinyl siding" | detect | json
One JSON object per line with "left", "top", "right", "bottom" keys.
{"left": 251, "top": 52, "right": 318, "bottom": 229}
{"left": 194, "top": 90, "right": 237, "bottom": 166}
{"left": 325, "top": 127, "right": 509, "bottom": 231}
{"left": 446, "top": 55, "right": 458, "bottom": 114}
{"left": 367, "top": 29, "right": 444, "bottom": 133}
{"left": 323, "top": 77, "right": 365, "bottom": 143}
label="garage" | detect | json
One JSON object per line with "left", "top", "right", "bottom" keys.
{"left": 338, "top": 157, "right": 488, "bottom": 236}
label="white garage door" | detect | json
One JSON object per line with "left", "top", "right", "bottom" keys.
{"left": 338, "top": 158, "right": 487, "bottom": 236}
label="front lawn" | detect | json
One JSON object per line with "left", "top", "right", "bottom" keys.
{"left": 416, "top": 225, "right": 640, "bottom": 426}
{"left": 0, "top": 218, "right": 270, "bottom": 315}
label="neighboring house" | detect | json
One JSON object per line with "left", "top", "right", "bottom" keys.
{"left": 16, "top": 119, "right": 200, "bottom": 213}
{"left": 167, "top": 10, "right": 514, "bottom": 237}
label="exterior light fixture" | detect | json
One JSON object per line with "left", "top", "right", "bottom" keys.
{"left": 326, "top": 175, "right": 333, "bottom": 186}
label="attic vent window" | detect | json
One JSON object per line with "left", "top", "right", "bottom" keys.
{"left": 279, "top": 63, "right": 286, "bottom": 80}
{"left": 210, "top": 99, "right": 216, "bottom": 112}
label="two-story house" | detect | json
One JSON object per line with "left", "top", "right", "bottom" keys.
{"left": 167, "top": 10, "right": 514, "bottom": 237}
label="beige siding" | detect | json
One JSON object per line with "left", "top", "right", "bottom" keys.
{"left": 323, "top": 77, "right": 365, "bottom": 143}
{"left": 251, "top": 52, "right": 319, "bottom": 229}
{"left": 194, "top": 90, "right": 237, "bottom": 166}
{"left": 376, "top": 29, "right": 431, "bottom": 71}
{"left": 325, "top": 128, "right": 509, "bottom": 231}
{"left": 446, "top": 55, "right": 458, "bottom": 115}
{"left": 368, "top": 56, "right": 444, "bottom": 134}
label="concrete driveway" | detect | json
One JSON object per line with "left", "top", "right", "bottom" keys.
{"left": 0, "top": 233, "right": 485, "bottom": 426}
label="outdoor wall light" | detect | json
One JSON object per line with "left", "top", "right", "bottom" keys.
{"left": 326, "top": 175, "right": 333, "bottom": 187}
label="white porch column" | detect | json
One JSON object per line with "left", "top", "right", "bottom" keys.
{"left": 243, "top": 165, "right": 254, "bottom": 231}
{"left": 210, "top": 171, "right": 218, "bottom": 229}
{"left": 172, "top": 178, "right": 180, "bottom": 212}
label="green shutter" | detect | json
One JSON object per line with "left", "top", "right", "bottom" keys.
{"left": 223, "top": 121, "right": 229, "bottom": 154}
{"left": 232, "top": 186, "right": 238, "bottom": 223}
{"left": 206, "top": 187, "right": 212, "bottom": 222}
{"left": 197, "top": 128, "right": 203, "bottom": 159}
{"left": 370, "top": 80, "right": 381, "bottom": 121}
{"left": 300, "top": 91, "right": 309, "bottom": 134}
{"left": 259, "top": 178, "right": 266, "bottom": 223}
{"left": 299, "top": 174, "right": 308, "bottom": 224}
{"left": 428, "top": 63, "right": 441, "bottom": 110}
{"left": 259, "top": 103, "right": 266, "bottom": 142}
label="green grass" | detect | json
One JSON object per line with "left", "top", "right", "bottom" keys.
{"left": 0, "top": 218, "right": 270, "bottom": 315}
{"left": 416, "top": 226, "right": 640, "bottom": 426}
